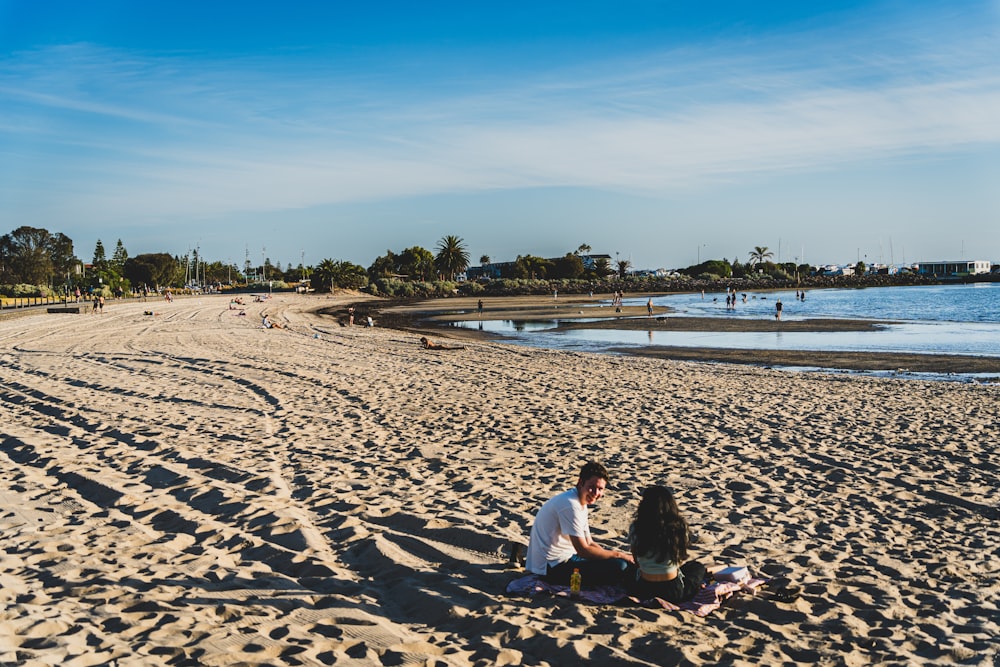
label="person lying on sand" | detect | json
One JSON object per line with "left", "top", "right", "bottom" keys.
{"left": 262, "top": 314, "right": 283, "bottom": 329}
{"left": 525, "top": 461, "right": 634, "bottom": 587}
{"left": 420, "top": 336, "right": 463, "bottom": 350}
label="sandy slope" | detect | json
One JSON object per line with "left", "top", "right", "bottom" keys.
{"left": 1, "top": 294, "right": 997, "bottom": 666}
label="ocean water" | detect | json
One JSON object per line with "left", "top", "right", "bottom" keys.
{"left": 449, "top": 283, "right": 1000, "bottom": 360}
{"left": 669, "top": 282, "right": 1000, "bottom": 324}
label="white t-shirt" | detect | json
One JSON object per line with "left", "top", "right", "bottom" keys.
{"left": 525, "top": 488, "right": 590, "bottom": 575}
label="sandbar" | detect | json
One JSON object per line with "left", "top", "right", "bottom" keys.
{"left": 373, "top": 294, "right": 1000, "bottom": 375}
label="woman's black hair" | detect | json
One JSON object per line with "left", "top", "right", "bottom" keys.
{"left": 629, "top": 485, "right": 691, "bottom": 564}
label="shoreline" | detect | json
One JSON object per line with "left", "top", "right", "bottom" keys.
{"left": 362, "top": 295, "right": 1000, "bottom": 376}
{"left": 614, "top": 346, "right": 1000, "bottom": 375}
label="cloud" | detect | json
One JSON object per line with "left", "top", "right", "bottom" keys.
{"left": 2, "top": 6, "right": 999, "bottom": 227}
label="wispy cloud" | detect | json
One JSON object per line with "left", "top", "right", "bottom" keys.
{"left": 2, "top": 4, "right": 999, "bottom": 227}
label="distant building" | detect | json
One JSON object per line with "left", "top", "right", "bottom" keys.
{"left": 580, "top": 254, "right": 612, "bottom": 271}
{"left": 466, "top": 253, "right": 614, "bottom": 280}
{"left": 817, "top": 264, "right": 854, "bottom": 277}
{"left": 917, "top": 260, "right": 991, "bottom": 276}
{"left": 631, "top": 268, "right": 672, "bottom": 278}
{"left": 466, "top": 262, "right": 510, "bottom": 280}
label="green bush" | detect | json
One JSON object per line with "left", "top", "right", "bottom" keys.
{"left": 768, "top": 269, "right": 792, "bottom": 281}
{"left": 487, "top": 278, "right": 551, "bottom": 295}
{"left": 431, "top": 281, "right": 457, "bottom": 296}
{"left": 1, "top": 284, "right": 56, "bottom": 298}
{"left": 457, "top": 281, "right": 485, "bottom": 295}
{"left": 411, "top": 281, "right": 434, "bottom": 297}
{"left": 375, "top": 278, "right": 418, "bottom": 297}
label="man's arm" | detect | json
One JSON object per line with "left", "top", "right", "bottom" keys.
{"left": 569, "top": 535, "right": 635, "bottom": 564}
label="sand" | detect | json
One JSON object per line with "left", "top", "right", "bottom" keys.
{"left": 1, "top": 293, "right": 998, "bottom": 666}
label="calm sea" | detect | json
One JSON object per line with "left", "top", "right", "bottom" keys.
{"left": 450, "top": 283, "right": 1000, "bottom": 362}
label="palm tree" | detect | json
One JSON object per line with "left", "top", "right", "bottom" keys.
{"left": 314, "top": 258, "right": 338, "bottom": 293}
{"left": 435, "top": 235, "right": 470, "bottom": 281}
{"left": 616, "top": 258, "right": 632, "bottom": 279}
{"left": 479, "top": 254, "right": 491, "bottom": 265}
{"left": 748, "top": 246, "right": 774, "bottom": 269}
{"left": 315, "top": 259, "right": 369, "bottom": 291}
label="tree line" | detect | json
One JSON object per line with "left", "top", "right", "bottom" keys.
{"left": 0, "top": 226, "right": 482, "bottom": 297}
{"left": 2, "top": 225, "right": 872, "bottom": 300}
{"left": 1, "top": 226, "right": 235, "bottom": 298}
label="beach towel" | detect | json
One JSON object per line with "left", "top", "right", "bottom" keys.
{"left": 505, "top": 574, "right": 628, "bottom": 605}
{"left": 505, "top": 574, "right": 767, "bottom": 617}
{"left": 631, "top": 577, "right": 767, "bottom": 616}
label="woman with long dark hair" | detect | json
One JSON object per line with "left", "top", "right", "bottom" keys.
{"left": 627, "top": 485, "right": 707, "bottom": 603}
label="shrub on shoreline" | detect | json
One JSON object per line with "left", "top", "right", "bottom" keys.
{"left": 402, "top": 272, "right": 974, "bottom": 300}
{"left": 372, "top": 278, "right": 458, "bottom": 298}
{"left": 0, "top": 284, "right": 57, "bottom": 298}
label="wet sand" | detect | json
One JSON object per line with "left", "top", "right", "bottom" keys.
{"left": 375, "top": 295, "right": 1000, "bottom": 375}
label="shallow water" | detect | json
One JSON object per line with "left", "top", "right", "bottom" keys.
{"left": 666, "top": 282, "right": 1000, "bottom": 324}
{"left": 448, "top": 283, "right": 1000, "bottom": 361}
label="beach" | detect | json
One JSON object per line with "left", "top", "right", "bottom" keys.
{"left": 1, "top": 293, "right": 998, "bottom": 665}
{"left": 377, "top": 295, "right": 1000, "bottom": 375}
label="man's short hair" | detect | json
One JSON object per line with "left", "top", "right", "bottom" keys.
{"left": 578, "top": 461, "right": 609, "bottom": 484}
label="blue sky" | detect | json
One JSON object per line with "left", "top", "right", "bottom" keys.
{"left": 1, "top": 1, "right": 998, "bottom": 272}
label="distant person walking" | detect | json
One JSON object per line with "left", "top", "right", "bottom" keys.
{"left": 775, "top": 299, "right": 783, "bottom": 321}
{"left": 646, "top": 298, "right": 653, "bottom": 317}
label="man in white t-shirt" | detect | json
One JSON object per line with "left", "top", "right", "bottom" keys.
{"left": 525, "top": 461, "right": 634, "bottom": 587}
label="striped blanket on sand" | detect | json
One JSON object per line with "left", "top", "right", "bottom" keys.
{"left": 504, "top": 574, "right": 767, "bottom": 617}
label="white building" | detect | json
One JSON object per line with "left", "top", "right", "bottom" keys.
{"left": 818, "top": 264, "right": 854, "bottom": 276}
{"left": 917, "top": 260, "right": 991, "bottom": 276}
